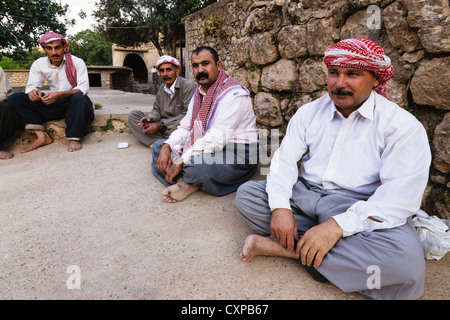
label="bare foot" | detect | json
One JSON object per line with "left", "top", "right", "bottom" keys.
{"left": 21, "top": 130, "right": 53, "bottom": 153}
{"left": 0, "top": 150, "right": 14, "bottom": 159}
{"left": 161, "top": 178, "right": 198, "bottom": 203}
{"left": 68, "top": 140, "right": 82, "bottom": 152}
{"left": 240, "top": 235, "right": 299, "bottom": 262}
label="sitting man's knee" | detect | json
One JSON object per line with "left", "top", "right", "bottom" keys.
{"left": 68, "top": 93, "right": 90, "bottom": 106}
{"left": 236, "top": 180, "right": 263, "bottom": 208}
{"left": 7, "top": 92, "right": 27, "bottom": 103}
{"left": 128, "top": 110, "right": 142, "bottom": 122}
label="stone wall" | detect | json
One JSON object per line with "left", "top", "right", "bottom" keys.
{"left": 5, "top": 70, "right": 49, "bottom": 87}
{"left": 182, "top": 0, "right": 450, "bottom": 218}
{"left": 5, "top": 67, "right": 135, "bottom": 92}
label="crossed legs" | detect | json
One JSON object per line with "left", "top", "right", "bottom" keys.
{"left": 235, "top": 180, "right": 426, "bottom": 300}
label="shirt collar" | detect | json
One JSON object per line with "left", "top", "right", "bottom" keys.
{"left": 329, "top": 90, "right": 375, "bottom": 121}
{"left": 198, "top": 85, "right": 207, "bottom": 96}
{"left": 163, "top": 77, "right": 178, "bottom": 96}
{"left": 356, "top": 91, "right": 375, "bottom": 121}
{"left": 46, "top": 55, "right": 66, "bottom": 69}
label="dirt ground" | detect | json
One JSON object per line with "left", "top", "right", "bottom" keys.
{"left": 0, "top": 132, "right": 448, "bottom": 300}
{"left": 0, "top": 89, "right": 448, "bottom": 301}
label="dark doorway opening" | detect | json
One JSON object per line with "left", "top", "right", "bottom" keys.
{"left": 89, "top": 74, "right": 102, "bottom": 87}
{"left": 123, "top": 54, "right": 148, "bottom": 83}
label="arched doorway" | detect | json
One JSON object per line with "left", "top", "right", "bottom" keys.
{"left": 123, "top": 53, "right": 148, "bottom": 83}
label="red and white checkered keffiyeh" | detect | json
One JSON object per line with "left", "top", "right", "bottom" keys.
{"left": 323, "top": 38, "right": 393, "bottom": 97}
{"left": 154, "top": 55, "right": 181, "bottom": 69}
{"left": 39, "top": 32, "right": 78, "bottom": 89}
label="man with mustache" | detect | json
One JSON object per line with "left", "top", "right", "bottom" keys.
{"left": 128, "top": 55, "right": 196, "bottom": 147}
{"left": 235, "top": 38, "right": 431, "bottom": 300}
{"left": 8, "top": 32, "right": 94, "bottom": 152}
{"left": 152, "top": 46, "right": 259, "bottom": 203}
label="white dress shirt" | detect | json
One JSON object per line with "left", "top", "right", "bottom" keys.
{"left": 25, "top": 55, "right": 89, "bottom": 95}
{"left": 267, "top": 91, "right": 431, "bottom": 237}
{"left": 165, "top": 86, "right": 259, "bottom": 163}
{"left": 163, "top": 77, "right": 177, "bottom": 98}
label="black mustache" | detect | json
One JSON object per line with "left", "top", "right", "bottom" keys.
{"left": 51, "top": 54, "right": 60, "bottom": 58}
{"left": 331, "top": 88, "right": 353, "bottom": 96}
{"left": 196, "top": 72, "right": 209, "bottom": 80}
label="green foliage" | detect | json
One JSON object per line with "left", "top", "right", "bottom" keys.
{"left": 0, "top": 48, "right": 46, "bottom": 69}
{"left": 100, "top": 115, "right": 114, "bottom": 132}
{"left": 94, "top": 0, "right": 217, "bottom": 56}
{"left": 0, "top": 0, "right": 71, "bottom": 59}
{"left": 68, "top": 29, "right": 112, "bottom": 66}
{"left": 271, "top": 33, "right": 278, "bottom": 45}
{"left": 46, "top": 127, "right": 55, "bottom": 138}
{"left": 0, "top": 56, "right": 23, "bottom": 69}
{"left": 17, "top": 48, "right": 46, "bottom": 68}
{"left": 202, "top": 14, "right": 226, "bottom": 39}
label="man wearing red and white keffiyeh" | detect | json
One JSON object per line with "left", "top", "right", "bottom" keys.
{"left": 152, "top": 47, "right": 259, "bottom": 203}
{"left": 236, "top": 38, "right": 431, "bottom": 300}
{"left": 324, "top": 37, "right": 394, "bottom": 97}
{"left": 8, "top": 32, "right": 94, "bottom": 153}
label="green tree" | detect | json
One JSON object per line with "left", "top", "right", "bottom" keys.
{"left": 16, "top": 48, "right": 46, "bottom": 68}
{"left": 0, "top": 48, "right": 46, "bottom": 70}
{"left": 68, "top": 29, "right": 112, "bottom": 66}
{"left": 94, "top": 0, "right": 217, "bottom": 56}
{"left": 0, "top": 56, "right": 23, "bottom": 69}
{"left": 0, "top": 0, "right": 71, "bottom": 59}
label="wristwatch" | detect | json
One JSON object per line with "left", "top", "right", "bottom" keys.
{"left": 160, "top": 121, "right": 167, "bottom": 133}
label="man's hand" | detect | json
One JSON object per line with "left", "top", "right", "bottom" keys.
{"left": 165, "top": 157, "right": 183, "bottom": 184}
{"left": 143, "top": 122, "right": 162, "bottom": 135}
{"left": 28, "top": 90, "right": 80, "bottom": 104}
{"left": 156, "top": 143, "right": 172, "bottom": 174}
{"left": 41, "top": 92, "right": 62, "bottom": 105}
{"left": 28, "top": 90, "right": 43, "bottom": 102}
{"left": 140, "top": 116, "right": 153, "bottom": 127}
{"left": 270, "top": 208, "right": 299, "bottom": 252}
{"left": 296, "top": 218, "right": 343, "bottom": 268}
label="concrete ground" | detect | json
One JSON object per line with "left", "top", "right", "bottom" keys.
{"left": 0, "top": 88, "right": 448, "bottom": 300}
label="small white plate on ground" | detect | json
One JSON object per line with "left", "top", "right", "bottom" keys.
{"left": 117, "top": 142, "right": 129, "bottom": 149}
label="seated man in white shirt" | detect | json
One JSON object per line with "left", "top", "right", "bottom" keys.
{"left": 235, "top": 38, "right": 431, "bottom": 300}
{"left": 8, "top": 32, "right": 94, "bottom": 153}
{"left": 152, "top": 46, "right": 259, "bottom": 203}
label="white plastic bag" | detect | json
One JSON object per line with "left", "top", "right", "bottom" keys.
{"left": 413, "top": 210, "right": 450, "bottom": 260}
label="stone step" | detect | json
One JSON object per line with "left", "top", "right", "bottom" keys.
{"left": 14, "top": 113, "right": 131, "bottom": 146}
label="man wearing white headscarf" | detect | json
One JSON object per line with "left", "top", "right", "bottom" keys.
{"left": 128, "top": 55, "right": 196, "bottom": 147}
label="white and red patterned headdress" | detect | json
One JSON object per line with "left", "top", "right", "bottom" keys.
{"left": 155, "top": 55, "right": 181, "bottom": 69}
{"left": 324, "top": 38, "right": 393, "bottom": 97}
{"left": 39, "top": 32, "right": 77, "bottom": 89}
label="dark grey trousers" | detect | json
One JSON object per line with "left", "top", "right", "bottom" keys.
{"left": 235, "top": 179, "right": 425, "bottom": 300}
{"left": 152, "top": 139, "right": 258, "bottom": 196}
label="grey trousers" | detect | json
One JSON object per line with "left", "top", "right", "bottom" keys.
{"left": 128, "top": 110, "right": 170, "bottom": 147}
{"left": 235, "top": 179, "right": 426, "bottom": 300}
{"left": 152, "top": 139, "right": 258, "bottom": 196}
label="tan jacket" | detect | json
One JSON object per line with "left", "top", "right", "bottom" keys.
{"left": 148, "top": 76, "right": 196, "bottom": 135}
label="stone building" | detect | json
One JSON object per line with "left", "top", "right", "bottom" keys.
{"left": 111, "top": 42, "right": 188, "bottom": 89}
{"left": 112, "top": 43, "right": 160, "bottom": 84}
{"left": 182, "top": 0, "right": 450, "bottom": 218}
